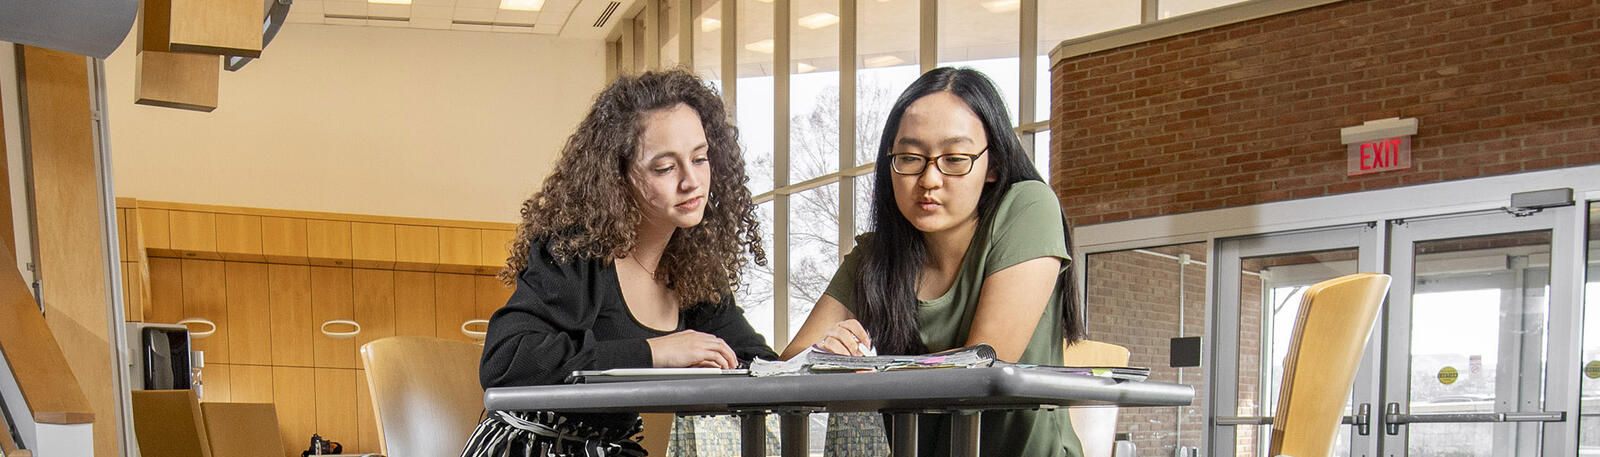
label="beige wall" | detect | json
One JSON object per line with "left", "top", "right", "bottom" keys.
{"left": 103, "top": 24, "right": 608, "bottom": 223}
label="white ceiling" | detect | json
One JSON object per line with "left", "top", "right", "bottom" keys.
{"left": 283, "top": 0, "right": 624, "bottom": 37}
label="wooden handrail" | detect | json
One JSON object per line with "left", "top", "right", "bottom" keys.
{"left": 128, "top": 199, "right": 516, "bottom": 231}
{"left": 1, "top": 398, "right": 29, "bottom": 457}
{"left": 0, "top": 242, "right": 94, "bottom": 425}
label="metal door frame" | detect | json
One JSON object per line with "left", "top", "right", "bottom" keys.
{"left": 1210, "top": 223, "right": 1384, "bottom": 457}
{"left": 1381, "top": 206, "right": 1581, "bottom": 456}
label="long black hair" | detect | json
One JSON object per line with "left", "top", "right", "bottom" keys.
{"left": 853, "top": 67, "right": 1082, "bottom": 355}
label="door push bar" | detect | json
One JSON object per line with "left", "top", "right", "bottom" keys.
{"left": 1383, "top": 402, "right": 1566, "bottom": 435}
{"left": 1214, "top": 403, "right": 1373, "bottom": 435}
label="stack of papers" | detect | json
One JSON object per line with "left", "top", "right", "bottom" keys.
{"left": 750, "top": 344, "right": 997, "bottom": 377}
{"left": 998, "top": 363, "right": 1152, "bottom": 382}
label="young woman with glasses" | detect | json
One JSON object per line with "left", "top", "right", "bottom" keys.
{"left": 784, "top": 67, "right": 1085, "bottom": 457}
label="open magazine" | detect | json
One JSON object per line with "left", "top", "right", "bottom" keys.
{"left": 568, "top": 343, "right": 1152, "bottom": 382}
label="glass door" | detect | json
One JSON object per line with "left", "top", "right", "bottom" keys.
{"left": 1382, "top": 207, "right": 1581, "bottom": 456}
{"left": 1211, "top": 224, "right": 1383, "bottom": 457}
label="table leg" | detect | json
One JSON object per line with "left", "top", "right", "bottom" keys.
{"left": 950, "top": 411, "right": 980, "bottom": 457}
{"left": 780, "top": 411, "right": 809, "bottom": 457}
{"left": 891, "top": 413, "right": 918, "bottom": 457}
{"left": 741, "top": 412, "right": 767, "bottom": 457}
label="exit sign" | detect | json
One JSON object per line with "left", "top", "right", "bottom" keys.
{"left": 1346, "top": 136, "right": 1411, "bottom": 176}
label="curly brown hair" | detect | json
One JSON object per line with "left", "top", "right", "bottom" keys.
{"left": 499, "top": 69, "right": 766, "bottom": 307}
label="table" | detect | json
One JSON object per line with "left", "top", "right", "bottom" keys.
{"left": 484, "top": 366, "right": 1194, "bottom": 457}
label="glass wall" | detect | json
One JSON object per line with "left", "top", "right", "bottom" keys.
{"left": 1084, "top": 242, "right": 1208, "bottom": 456}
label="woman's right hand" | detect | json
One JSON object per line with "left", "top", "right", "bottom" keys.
{"left": 812, "top": 319, "right": 873, "bottom": 356}
{"left": 647, "top": 330, "right": 738, "bottom": 369}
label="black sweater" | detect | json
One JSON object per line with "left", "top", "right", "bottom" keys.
{"left": 479, "top": 240, "right": 777, "bottom": 428}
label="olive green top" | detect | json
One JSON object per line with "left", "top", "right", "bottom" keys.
{"left": 824, "top": 180, "right": 1081, "bottom": 457}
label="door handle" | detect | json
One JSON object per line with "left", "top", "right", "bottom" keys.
{"left": 1383, "top": 402, "right": 1565, "bottom": 435}
{"left": 1213, "top": 403, "right": 1369, "bottom": 435}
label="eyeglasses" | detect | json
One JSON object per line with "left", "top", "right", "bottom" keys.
{"left": 888, "top": 148, "right": 988, "bottom": 176}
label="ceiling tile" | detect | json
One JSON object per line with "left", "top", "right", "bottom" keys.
{"left": 322, "top": 0, "right": 367, "bottom": 16}
{"left": 411, "top": 16, "right": 451, "bottom": 29}
{"left": 324, "top": 17, "right": 369, "bottom": 26}
{"left": 532, "top": 23, "right": 561, "bottom": 34}
{"left": 368, "top": 3, "right": 412, "bottom": 18}
{"left": 453, "top": 7, "right": 497, "bottom": 21}
{"left": 412, "top": 5, "right": 452, "bottom": 18}
{"left": 495, "top": 10, "right": 538, "bottom": 24}
{"left": 492, "top": 24, "right": 536, "bottom": 33}
{"left": 411, "top": 0, "right": 456, "bottom": 5}
{"left": 451, "top": 22, "right": 494, "bottom": 32}
{"left": 456, "top": 0, "right": 498, "bottom": 8}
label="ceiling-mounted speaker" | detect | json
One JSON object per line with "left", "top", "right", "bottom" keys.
{"left": 0, "top": 0, "right": 138, "bottom": 58}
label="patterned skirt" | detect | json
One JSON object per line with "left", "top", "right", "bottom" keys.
{"left": 461, "top": 411, "right": 647, "bottom": 457}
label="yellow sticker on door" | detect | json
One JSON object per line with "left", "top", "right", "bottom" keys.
{"left": 1438, "top": 366, "right": 1459, "bottom": 385}
{"left": 1586, "top": 361, "right": 1600, "bottom": 379}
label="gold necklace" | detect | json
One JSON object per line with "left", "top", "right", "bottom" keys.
{"left": 631, "top": 255, "right": 658, "bottom": 277}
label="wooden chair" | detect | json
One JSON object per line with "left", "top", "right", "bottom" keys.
{"left": 1062, "top": 340, "right": 1132, "bottom": 457}
{"left": 1270, "top": 273, "right": 1391, "bottom": 457}
{"left": 199, "top": 402, "right": 288, "bottom": 457}
{"left": 361, "top": 336, "right": 486, "bottom": 457}
{"left": 130, "top": 390, "right": 212, "bottom": 457}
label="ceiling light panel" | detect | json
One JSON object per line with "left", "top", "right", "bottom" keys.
{"left": 796, "top": 12, "right": 838, "bottom": 29}
{"left": 500, "top": 0, "right": 544, "bottom": 11}
{"left": 863, "top": 55, "right": 904, "bottom": 67}
{"left": 368, "top": 0, "right": 410, "bottom": 5}
{"left": 745, "top": 38, "right": 774, "bottom": 54}
{"left": 980, "top": 0, "right": 1019, "bottom": 13}
{"left": 701, "top": 17, "right": 721, "bottom": 32}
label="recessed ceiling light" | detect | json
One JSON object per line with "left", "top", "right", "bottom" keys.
{"left": 863, "top": 55, "right": 904, "bottom": 68}
{"left": 369, "top": 0, "right": 411, "bottom": 4}
{"left": 744, "top": 39, "right": 774, "bottom": 54}
{"left": 500, "top": 0, "right": 544, "bottom": 11}
{"left": 980, "top": 0, "right": 1020, "bottom": 13}
{"left": 797, "top": 12, "right": 838, "bottom": 29}
{"left": 797, "top": 62, "right": 816, "bottom": 73}
{"left": 754, "top": 0, "right": 773, "bottom": 3}
{"left": 701, "top": 17, "right": 721, "bottom": 32}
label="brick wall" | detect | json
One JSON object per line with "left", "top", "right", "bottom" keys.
{"left": 1050, "top": 0, "right": 1599, "bottom": 227}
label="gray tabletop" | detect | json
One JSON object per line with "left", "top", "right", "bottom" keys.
{"left": 485, "top": 366, "right": 1194, "bottom": 414}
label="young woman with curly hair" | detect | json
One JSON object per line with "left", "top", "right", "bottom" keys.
{"left": 784, "top": 67, "right": 1084, "bottom": 457}
{"left": 465, "top": 69, "right": 776, "bottom": 457}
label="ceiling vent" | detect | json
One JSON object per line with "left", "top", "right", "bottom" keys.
{"left": 592, "top": 1, "right": 620, "bottom": 28}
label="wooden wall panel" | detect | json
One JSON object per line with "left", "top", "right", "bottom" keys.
{"left": 475, "top": 275, "right": 511, "bottom": 320}
{"left": 22, "top": 44, "right": 120, "bottom": 457}
{"left": 169, "top": 210, "right": 220, "bottom": 259}
{"left": 393, "top": 271, "right": 436, "bottom": 337}
{"left": 394, "top": 225, "right": 439, "bottom": 271}
{"left": 479, "top": 229, "right": 514, "bottom": 274}
{"left": 268, "top": 264, "right": 313, "bottom": 367}
{"left": 438, "top": 227, "right": 480, "bottom": 273}
{"left": 228, "top": 364, "right": 274, "bottom": 403}
{"left": 351, "top": 223, "right": 395, "bottom": 269}
{"left": 307, "top": 220, "right": 352, "bottom": 267}
{"left": 313, "top": 368, "right": 357, "bottom": 452}
{"left": 201, "top": 363, "right": 231, "bottom": 402}
{"left": 225, "top": 262, "right": 272, "bottom": 365}
{"left": 435, "top": 274, "right": 475, "bottom": 342}
{"left": 271, "top": 366, "right": 316, "bottom": 457}
{"left": 310, "top": 267, "right": 355, "bottom": 368}
{"left": 216, "top": 214, "right": 264, "bottom": 261}
{"left": 261, "top": 217, "right": 308, "bottom": 264}
{"left": 147, "top": 257, "right": 185, "bottom": 324}
{"left": 181, "top": 259, "right": 229, "bottom": 364}
{"left": 139, "top": 208, "right": 172, "bottom": 253}
{"left": 352, "top": 269, "right": 395, "bottom": 368}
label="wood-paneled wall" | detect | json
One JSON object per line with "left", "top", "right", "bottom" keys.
{"left": 117, "top": 199, "right": 516, "bottom": 457}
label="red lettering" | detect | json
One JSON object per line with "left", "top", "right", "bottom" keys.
{"left": 1361, "top": 143, "right": 1376, "bottom": 169}
{"left": 1388, "top": 139, "right": 1403, "bottom": 167}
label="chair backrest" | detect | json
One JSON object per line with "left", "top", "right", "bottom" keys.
{"left": 1270, "top": 273, "right": 1391, "bottom": 457}
{"left": 361, "top": 336, "right": 486, "bottom": 457}
{"left": 1063, "top": 340, "right": 1132, "bottom": 457}
{"left": 199, "top": 402, "right": 287, "bottom": 457}
{"left": 130, "top": 390, "right": 212, "bottom": 457}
